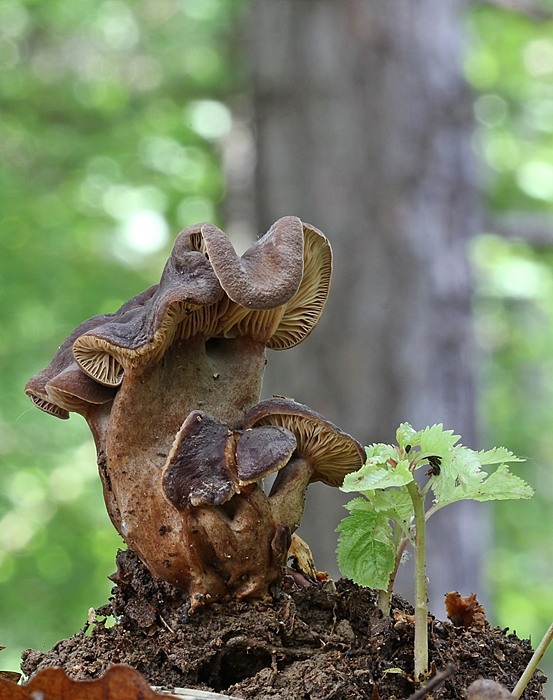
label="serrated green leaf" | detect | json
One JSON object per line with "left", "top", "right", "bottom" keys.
{"left": 477, "top": 447, "right": 525, "bottom": 465}
{"left": 368, "top": 489, "right": 414, "bottom": 537}
{"left": 344, "top": 497, "right": 375, "bottom": 513}
{"left": 418, "top": 424, "right": 460, "bottom": 456}
{"left": 341, "top": 459, "right": 414, "bottom": 493}
{"left": 431, "top": 446, "right": 484, "bottom": 506}
{"left": 365, "top": 443, "right": 398, "bottom": 461}
{"left": 472, "top": 464, "right": 534, "bottom": 501}
{"left": 396, "top": 423, "right": 416, "bottom": 450}
{"left": 431, "top": 444, "right": 533, "bottom": 508}
{"left": 336, "top": 510, "right": 395, "bottom": 590}
{"left": 369, "top": 488, "right": 413, "bottom": 518}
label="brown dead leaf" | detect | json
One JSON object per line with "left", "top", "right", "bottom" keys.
{"left": 445, "top": 591, "right": 486, "bottom": 630}
{"left": 0, "top": 664, "right": 170, "bottom": 699}
{"left": 0, "top": 648, "right": 22, "bottom": 685}
{"left": 0, "top": 674, "right": 21, "bottom": 685}
{"left": 288, "top": 533, "right": 318, "bottom": 580}
{"left": 0, "top": 677, "right": 28, "bottom": 700}
{"left": 392, "top": 609, "right": 416, "bottom": 631}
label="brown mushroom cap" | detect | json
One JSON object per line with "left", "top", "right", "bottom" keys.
{"left": 24, "top": 311, "right": 126, "bottom": 419}
{"left": 162, "top": 410, "right": 297, "bottom": 509}
{"left": 243, "top": 398, "right": 364, "bottom": 487}
{"left": 201, "top": 216, "right": 304, "bottom": 309}
{"left": 71, "top": 217, "right": 321, "bottom": 386}
{"left": 163, "top": 411, "right": 237, "bottom": 509}
{"left": 235, "top": 425, "right": 297, "bottom": 484}
{"left": 216, "top": 221, "right": 332, "bottom": 349}
{"left": 72, "top": 240, "right": 223, "bottom": 384}
{"left": 71, "top": 287, "right": 157, "bottom": 386}
{"left": 44, "top": 364, "right": 117, "bottom": 414}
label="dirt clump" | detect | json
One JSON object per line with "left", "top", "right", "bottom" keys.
{"left": 20, "top": 550, "right": 546, "bottom": 700}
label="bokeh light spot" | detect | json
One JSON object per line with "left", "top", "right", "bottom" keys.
{"left": 523, "top": 39, "right": 553, "bottom": 77}
{"left": 474, "top": 94, "right": 508, "bottom": 128}
{"left": 516, "top": 160, "right": 553, "bottom": 201}
{"left": 120, "top": 210, "right": 169, "bottom": 254}
{"left": 187, "top": 100, "right": 232, "bottom": 140}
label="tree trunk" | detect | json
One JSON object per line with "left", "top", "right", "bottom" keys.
{"left": 245, "top": 0, "right": 485, "bottom": 611}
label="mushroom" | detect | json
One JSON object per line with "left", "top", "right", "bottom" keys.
{"left": 162, "top": 410, "right": 297, "bottom": 509}
{"left": 159, "top": 409, "right": 298, "bottom": 602}
{"left": 243, "top": 398, "right": 365, "bottom": 531}
{"left": 25, "top": 217, "right": 337, "bottom": 603}
{"left": 154, "top": 397, "right": 364, "bottom": 603}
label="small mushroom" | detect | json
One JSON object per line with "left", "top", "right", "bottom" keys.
{"left": 159, "top": 410, "right": 297, "bottom": 602}
{"left": 161, "top": 410, "right": 297, "bottom": 509}
{"left": 244, "top": 398, "right": 365, "bottom": 530}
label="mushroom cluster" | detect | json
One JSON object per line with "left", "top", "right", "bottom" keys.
{"left": 26, "top": 217, "right": 364, "bottom": 605}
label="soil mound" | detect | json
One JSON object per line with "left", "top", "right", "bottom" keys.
{"left": 21, "top": 550, "right": 546, "bottom": 700}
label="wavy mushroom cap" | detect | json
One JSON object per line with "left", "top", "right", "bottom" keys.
{"left": 201, "top": 216, "right": 304, "bottom": 309}
{"left": 243, "top": 398, "right": 365, "bottom": 487}
{"left": 72, "top": 218, "right": 330, "bottom": 386}
{"left": 216, "top": 222, "right": 332, "bottom": 349}
{"left": 70, "top": 285, "right": 159, "bottom": 386}
{"left": 72, "top": 243, "right": 223, "bottom": 385}
{"left": 27, "top": 218, "right": 332, "bottom": 418}
{"left": 24, "top": 309, "right": 128, "bottom": 419}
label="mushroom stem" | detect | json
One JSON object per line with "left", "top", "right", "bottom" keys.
{"left": 268, "top": 456, "right": 314, "bottom": 532}
{"left": 102, "top": 334, "right": 268, "bottom": 586}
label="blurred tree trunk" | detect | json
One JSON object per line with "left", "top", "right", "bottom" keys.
{"left": 245, "top": 0, "right": 486, "bottom": 610}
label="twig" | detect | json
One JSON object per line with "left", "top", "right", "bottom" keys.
{"left": 159, "top": 613, "right": 174, "bottom": 635}
{"left": 512, "top": 620, "right": 553, "bottom": 699}
{"left": 153, "top": 687, "right": 242, "bottom": 699}
{"left": 406, "top": 665, "right": 456, "bottom": 700}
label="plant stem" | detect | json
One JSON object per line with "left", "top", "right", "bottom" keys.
{"left": 406, "top": 480, "right": 428, "bottom": 682}
{"left": 377, "top": 588, "right": 392, "bottom": 615}
{"left": 379, "top": 535, "right": 410, "bottom": 615}
{"left": 512, "top": 620, "right": 553, "bottom": 699}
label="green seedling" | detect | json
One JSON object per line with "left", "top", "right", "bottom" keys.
{"left": 336, "top": 422, "right": 534, "bottom": 681}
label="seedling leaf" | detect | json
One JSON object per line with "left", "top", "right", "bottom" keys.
{"left": 336, "top": 508, "right": 395, "bottom": 590}
{"left": 477, "top": 447, "right": 525, "bottom": 465}
{"left": 367, "top": 488, "right": 414, "bottom": 538}
{"left": 418, "top": 424, "right": 460, "bottom": 458}
{"left": 342, "top": 457, "right": 413, "bottom": 493}
{"left": 396, "top": 423, "right": 417, "bottom": 450}
{"left": 472, "top": 464, "right": 534, "bottom": 501}
{"left": 431, "top": 446, "right": 484, "bottom": 506}
{"left": 365, "top": 443, "right": 398, "bottom": 461}
{"left": 431, "top": 446, "right": 531, "bottom": 507}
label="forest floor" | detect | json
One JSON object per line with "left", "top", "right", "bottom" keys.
{"left": 20, "top": 550, "right": 546, "bottom": 700}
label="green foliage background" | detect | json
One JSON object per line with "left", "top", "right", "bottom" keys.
{"left": 466, "top": 6, "right": 553, "bottom": 651}
{"left": 0, "top": 0, "right": 245, "bottom": 671}
{"left": 1, "top": 0, "right": 553, "bottom": 686}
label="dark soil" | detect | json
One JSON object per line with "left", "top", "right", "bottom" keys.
{"left": 21, "top": 550, "right": 546, "bottom": 700}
